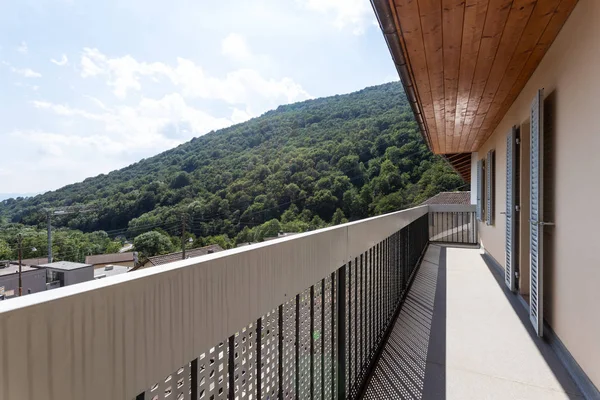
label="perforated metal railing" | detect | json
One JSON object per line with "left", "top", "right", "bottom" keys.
{"left": 428, "top": 204, "right": 477, "bottom": 245}
{"left": 134, "top": 214, "right": 429, "bottom": 400}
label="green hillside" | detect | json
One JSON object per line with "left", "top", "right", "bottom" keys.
{"left": 0, "top": 81, "right": 463, "bottom": 259}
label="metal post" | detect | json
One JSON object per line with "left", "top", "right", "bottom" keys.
{"left": 256, "top": 317, "right": 262, "bottom": 399}
{"left": 190, "top": 358, "right": 198, "bottom": 400}
{"left": 17, "top": 234, "right": 22, "bottom": 296}
{"left": 47, "top": 211, "right": 52, "bottom": 263}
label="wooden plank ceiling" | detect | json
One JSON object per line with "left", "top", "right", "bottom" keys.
{"left": 376, "top": 0, "right": 578, "bottom": 154}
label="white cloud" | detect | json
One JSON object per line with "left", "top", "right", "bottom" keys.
{"left": 17, "top": 41, "right": 28, "bottom": 54}
{"left": 221, "top": 33, "right": 252, "bottom": 61}
{"left": 51, "top": 54, "right": 69, "bottom": 66}
{"left": 299, "top": 0, "right": 374, "bottom": 35}
{"left": 79, "top": 48, "right": 311, "bottom": 106}
{"left": 11, "top": 66, "right": 42, "bottom": 78}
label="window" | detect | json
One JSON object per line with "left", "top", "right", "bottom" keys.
{"left": 486, "top": 150, "right": 496, "bottom": 226}
{"left": 476, "top": 159, "right": 485, "bottom": 221}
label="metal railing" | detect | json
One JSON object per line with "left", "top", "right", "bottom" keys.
{"left": 428, "top": 204, "right": 477, "bottom": 245}
{"left": 0, "top": 204, "right": 473, "bottom": 400}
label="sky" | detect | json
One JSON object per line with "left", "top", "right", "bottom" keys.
{"left": 0, "top": 0, "right": 398, "bottom": 195}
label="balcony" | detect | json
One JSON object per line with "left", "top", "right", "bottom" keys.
{"left": 0, "top": 204, "right": 583, "bottom": 399}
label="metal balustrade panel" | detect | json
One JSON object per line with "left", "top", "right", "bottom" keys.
{"left": 142, "top": 362, "right": 191, "bottom": 400}
{"left": 260, "top": 310, "right": 278, "bottom": 400}
{"left": 281, "top": 298, "right": 296, "bottom": 400}
{"left": 323, "top": 275, "right": 334, "bottom": 400}
{"left": 232, "top": 322, "right": 257, "bottom": 400}
{"left": 197, "top": 341, "right": 228, "bottom": 400}
{"left": 297, "top": 288, "right": 311, "bottom": 399}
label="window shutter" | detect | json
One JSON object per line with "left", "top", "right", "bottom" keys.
{"left": 530, "top": 88, "right": 545, "bottom": 337}
{"left": 505, "top": 128, "right": 517, "bottom": 291}
{"left": 486, "top": 150, "right": 495, "bottom": 225}
{"left": 476, "top": 160, "right": 483, "bottom": 221}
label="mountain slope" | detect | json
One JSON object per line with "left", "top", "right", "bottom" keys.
{"left": 0, "top": 82, "right": 463, "bottom": 241}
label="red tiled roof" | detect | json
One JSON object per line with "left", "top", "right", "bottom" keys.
{"left": 85, "top": 252, "right": 135, "bottom": 265}
{"left": 421, "top": 191, "right": 471, "bottom": 205}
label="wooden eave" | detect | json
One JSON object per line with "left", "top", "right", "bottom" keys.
{"left": 372, "top": 0, "right": 578, "bottom": 154}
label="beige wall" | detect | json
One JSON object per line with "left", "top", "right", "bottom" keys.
{"left": 473, "top": 0, "right": 600, "bottom": 387}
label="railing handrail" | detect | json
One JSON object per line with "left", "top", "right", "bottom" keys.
{"left": 0, "top": 205, "right": 429, "bottom": 400}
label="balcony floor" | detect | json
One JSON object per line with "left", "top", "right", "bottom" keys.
{"left": 363, "top": 244, "right": 584, "bottom": 400}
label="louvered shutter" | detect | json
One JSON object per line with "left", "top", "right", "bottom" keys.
{"left": 530, "top": 89, "right": 544, "bottom": 337}
{"left": 505, "top": 128, "right": 517, "bottom": 291}
{"left": 486, "top": 150, "right": 495, "bottom": 225}
{"left": 476, "top": 160, "right": 483, "bottom": 221}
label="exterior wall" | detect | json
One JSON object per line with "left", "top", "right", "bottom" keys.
{"left": 472, "top": 0, "right": 600, "bottom": 388}
{"left": 0, "top": 269, "right": 47, "bottom": 299}
{"left": 470, "top": 152, "right": 478, "bottom": 204}
{"left": 65, "top": 266, "right": 94, "bottom": 286}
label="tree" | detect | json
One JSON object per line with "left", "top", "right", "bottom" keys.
{"left": 0, "top": 239, "right": 12, "bottom": 260}
{"left": 133, "top": 231, "right": 174, "bottom": 258}
{"left": 331, "top": 209, "right": 348, "bottom": 225}
{"left": 170, "top": 172, "right": 192, "bottom": 189}
{"left": 254, "top": 219, "right": 281, "bottom": 242}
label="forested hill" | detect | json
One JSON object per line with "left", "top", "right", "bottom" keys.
{"left": 0, "top": 82, "right": 463, "bottom": 243}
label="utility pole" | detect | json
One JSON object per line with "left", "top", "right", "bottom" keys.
{"left": 17, "top": 234, "right": 23, "bottom": 296}
{"left": 181, "top": 214, "right": 187, "bottom": 260}
{"left": 47, "top": 210, "right": 52, "bottom": 263}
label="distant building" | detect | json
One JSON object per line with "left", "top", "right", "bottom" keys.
{"left": 140, "top": 244, "right": 224, "bottom": 268}
{"left": 85, "top": 252, "right": 137, "bottom": 269}
{"left": 0, "top": 263, "right": 47, "bottom": 300}
{"left": 94, "top": 265, "right": 131, "bottom": 280}
{"left": 13, "top": 257, "right": 49, "bottom": 266}
{"left": 39, "top": 261, "right": 94, "bottom": 288}
{"left": 420, "top": 191, "right": 471, "bottom": 205}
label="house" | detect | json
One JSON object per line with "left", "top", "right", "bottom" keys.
{"left": 85, "top": 252, "right": 137, "bottom": 269}
{"left": 371, "top": 0, "right": 599, "bottom": 396}
{"left": 420, "top": 191, "right": 471, "bottom": 206}
{"left": 0, "top": 263, "right": 47, "bottom": 299}
{"left": 140, "top": 244, "right": 224, "bottom": 268}
{"left": 39, "top": 261, "right": 94, "bottom": 288}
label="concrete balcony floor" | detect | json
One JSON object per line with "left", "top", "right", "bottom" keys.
{"left": 363, "top": 244, "right": 584, "bottom": 400}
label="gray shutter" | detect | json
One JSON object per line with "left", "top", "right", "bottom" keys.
{"left": 530, "top": 89, "right": 544, "bottom": 337}
{"left": 505, "top": 128, "right": 517, "bottom": 291}
{"left": 476, "top": 160, "right": 483, "bottom": 221}
{"left": 486, "top": 150, "right": 494, "bottom": 225}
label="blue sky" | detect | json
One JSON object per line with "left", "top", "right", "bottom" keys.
{"left": 0, "top": 0, "right": 397, "bottom": 194}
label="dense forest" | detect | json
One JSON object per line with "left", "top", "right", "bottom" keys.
{"left": 0, "top": 82, "right": 464, "bottom": 261}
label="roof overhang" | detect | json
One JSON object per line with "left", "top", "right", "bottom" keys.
{"left": 371, "top": 0, "right": 578, "bottom": 155}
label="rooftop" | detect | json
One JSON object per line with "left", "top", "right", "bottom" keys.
{"left": 94, "top": 265, "right": 131, "bottom": 279}
{"left": 421, "top": 191, "right": 471, "bottom": 205}
{"left": 144, "top": 244, "right": 224, "bottom": 267}
{"left": 85, "top": 252, "right": 135, "bottom": 265}
{"left": 0, "top": 263, "right": 41, "bottom": 277}
{"left": 11, "top": 257, "right": 48, "bottom": 266}
{"left": 38, "top": 261, "right": 92, "bottom": 271}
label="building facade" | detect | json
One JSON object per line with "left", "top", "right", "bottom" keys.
{"left": 373, "top": 0, "right": 598, "bottom": 394}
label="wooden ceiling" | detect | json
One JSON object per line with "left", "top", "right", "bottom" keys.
{"left": 375, "top": 0, "right": 578, "bottom": 154}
